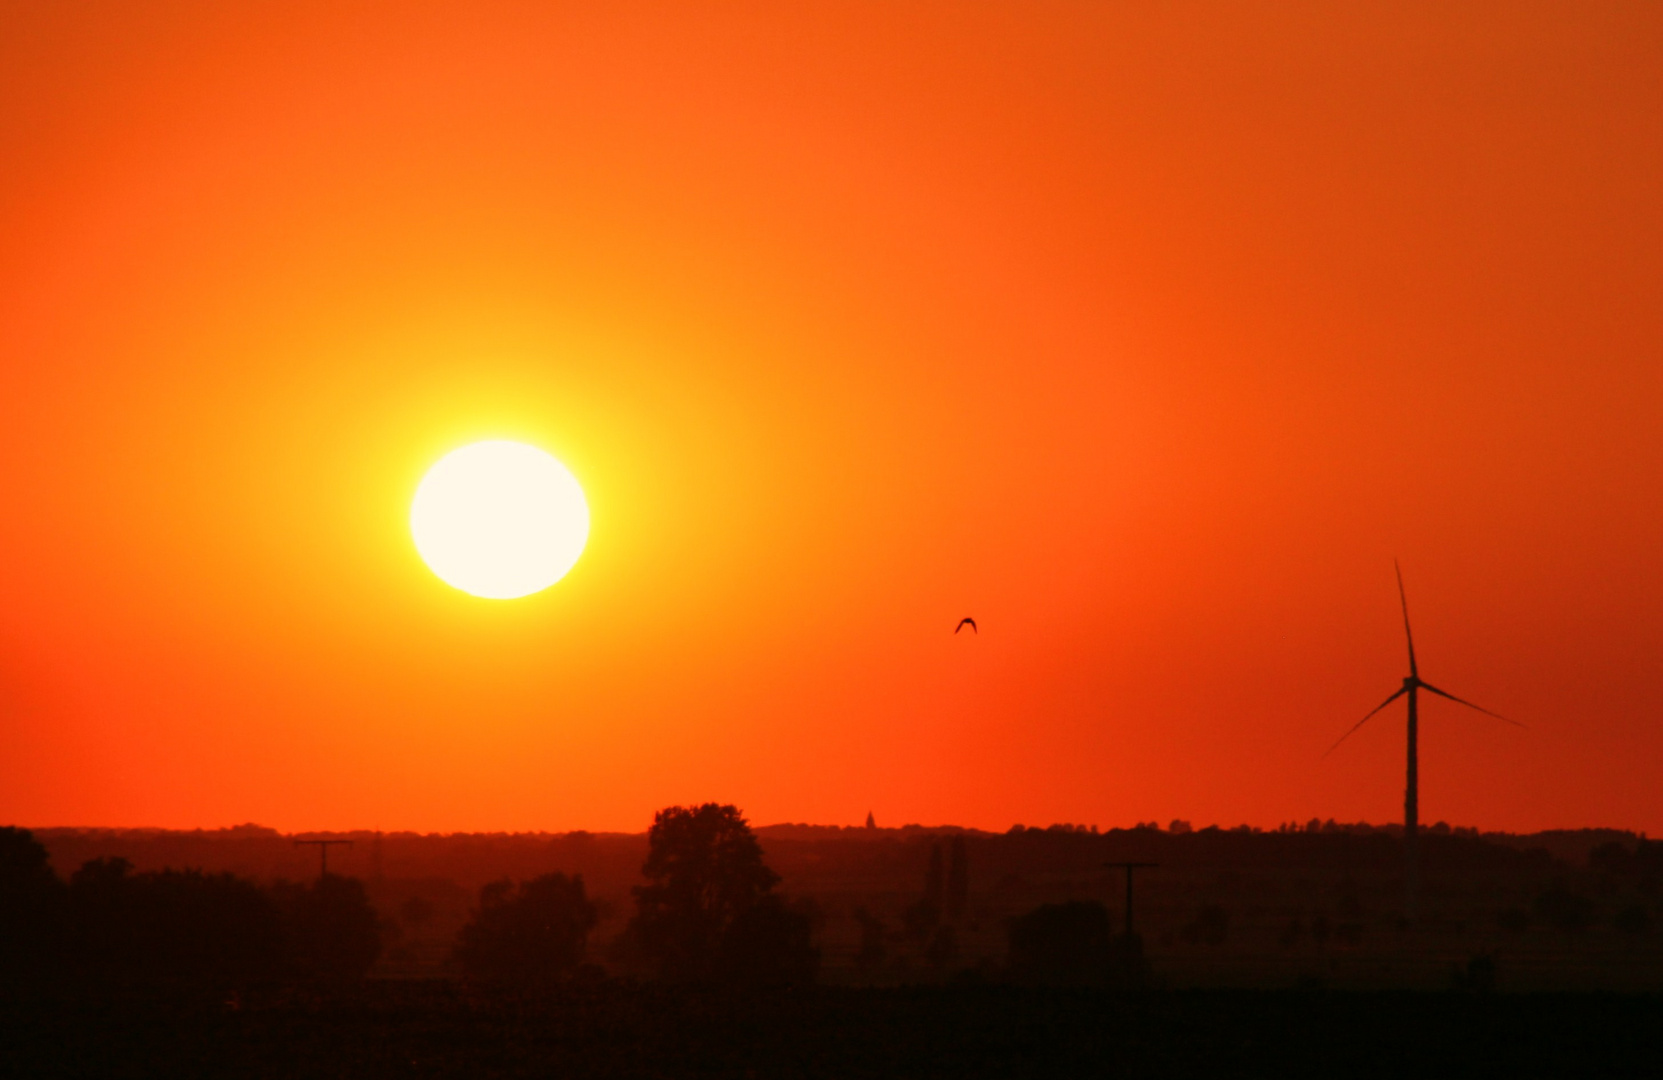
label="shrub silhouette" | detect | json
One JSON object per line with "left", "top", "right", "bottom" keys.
{"left": 626, "top": 803, "right": 782, "bottom": 981}
{"left": 0, "top": 827, "right": 65, "bottom": 982}
{"left": 455, "top": 873, "right": 597, "bottom": 984}
{"left": 1006, "top": 901, "right": 1113, "bottom": 986}
{"left": 270, "top": 874, "right": 382, "bottom": 981}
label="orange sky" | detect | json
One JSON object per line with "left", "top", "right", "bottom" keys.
{"left": 2, "top": 2, "right": 1660, "bottom": 835}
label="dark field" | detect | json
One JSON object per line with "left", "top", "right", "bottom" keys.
{"left": 10, "top": 822, "right": 1661, "bottom": 1076}
{"left": 3, "top": 983, "right": 1660, "bottom": 1079}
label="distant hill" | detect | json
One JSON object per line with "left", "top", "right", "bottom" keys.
{"left": 19, "top": 820, "right": 1658, "bottom": 990}
{"left": 24, "top": 820, "right": 1644, "bottom": 889}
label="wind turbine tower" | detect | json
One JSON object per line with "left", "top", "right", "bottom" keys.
{"left": 1327, "top": 562, "right": 1520, "bottom": 923}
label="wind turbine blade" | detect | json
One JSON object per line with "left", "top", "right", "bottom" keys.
{"left": 1323, "top": 686, "right": 1410, "bottom": 758}
{"left": 1395, "top": 559, "right": 1417, "bottom": 677}
{"left": 1419, "top": 682, "right": 1526, "bottom": 728}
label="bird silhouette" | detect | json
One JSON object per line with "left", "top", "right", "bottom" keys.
{"left": 955, "top": 618, "right": 977, "bottom": 634}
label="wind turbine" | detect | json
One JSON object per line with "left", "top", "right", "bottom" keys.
{"left": 1326, "top": 562, "right": 1522, "bottom": 922}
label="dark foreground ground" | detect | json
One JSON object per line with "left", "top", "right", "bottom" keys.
{"left": 3, "top": 982, "right": 1659, "bottom": 1080}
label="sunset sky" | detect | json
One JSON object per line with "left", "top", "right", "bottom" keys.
{"left": 2, "top": 2, "right": 1660, "bottom": 835}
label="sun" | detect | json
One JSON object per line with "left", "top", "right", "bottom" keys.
{"left": 410, "top": 440, "right": 590, "bottom": 599}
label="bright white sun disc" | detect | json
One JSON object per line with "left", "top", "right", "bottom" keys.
{"left": 411, "top": 440, "right": 590, "bottom": 599}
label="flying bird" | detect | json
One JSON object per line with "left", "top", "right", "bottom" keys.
{"left": 955, "top": 618, "right": 977, "bottom": 634}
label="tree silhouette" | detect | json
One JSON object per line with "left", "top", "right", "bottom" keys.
{"left": 627, "top": 803, "right": 781, "bottom": 981}
{"left": 945, "top": 836, "right": 969, "bottom": 922}
{"left": 0, "top": 826, "right": 59, "bottom": 898}
{"left": 455, "top": 873, "right": 597, "bottom": 984}
{"left": 924, "top": 842, "right": 945, "bottom": 913}
{"left": 0, "top": 827, "right": 65, "bottom": 983}
{"left": 1007, "top": 901, "right": 1113, "bottom": 986}
{"left": 65, "top": 857, "right": 282, "bottom": 987}
{"left": 67, "top": 857, "right": 140, "bottom": 976}
{"left": 271, "top": 874, "right": 382, "bottom": 981}
{"left": 901, "top": 842, "right": 946, "bottom": 940}
{"left": 852, "top": 906, "right": 887, "bottom": 975}
{"left": 720, "top": 895, "right": 819, "bottom": 986}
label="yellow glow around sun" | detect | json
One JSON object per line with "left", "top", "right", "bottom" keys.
{"left": 411, "top": 440, "right": 590, "bottom": 599}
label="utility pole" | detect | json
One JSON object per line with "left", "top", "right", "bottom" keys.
{"left": 294, "top": 838, "right": 354, "bottom": 879}
{"left": 1104, "top": 862, "right": 1158, "bottom": 938}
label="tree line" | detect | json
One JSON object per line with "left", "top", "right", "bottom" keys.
{"left": 1, "top": 826, "right": 381, "bottom": 990}
{"left": 6, "top": 807, "right": 1229, "bottom": 994}
{"left": 1, "top": 805, "right": 822, "bottom": 993}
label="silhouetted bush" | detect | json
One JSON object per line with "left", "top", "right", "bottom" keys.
{"left": 720, "top": 895, "right": 820, "bottom": 986}
{"left": 66, "top": 857, "right": 281, "bottom": 987}
{"left": 625, "top": 803, "right": 786, "bottom": 981}
{"left": 271, "top": 875, "right": 381, "bottom": 981}
{"left": 0, "top": 827, "right": 65, "bottom": 982}
{"left": 1007, "top": 901, "right": 1112, "bottom": 986}
{"left": 455, "top": 873, "right": 597, "bottom": 984}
